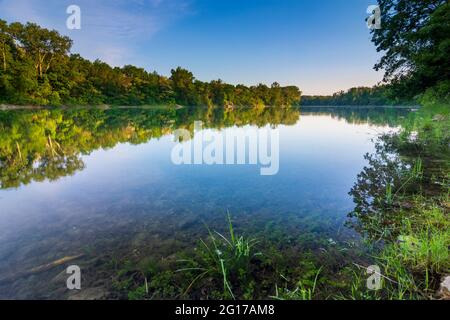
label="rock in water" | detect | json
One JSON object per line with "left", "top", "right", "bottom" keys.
{"left": 438, "top": 276, "right": 450, "bottom": 300}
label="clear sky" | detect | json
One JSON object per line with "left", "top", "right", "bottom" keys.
{"left": 0, "top": 0, "right": 384, "bottom": 95}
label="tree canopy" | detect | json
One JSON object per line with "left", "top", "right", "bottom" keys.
{"left": 301, "top": 86, "right": 409, "bottom": 106}
{"left": 372, "top": 0, "right": 449, "bottom": 101}
{"left": 0, "top": 21, "right": 301, "bottom": 107}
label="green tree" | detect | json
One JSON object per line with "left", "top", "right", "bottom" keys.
{"left": 9, "top": 22, "right": 72, "bottom": 78}
{"left": 0, "top": 20, "right": 302, "bottom": 107}
{"left": 0, "top": 19, "right": 13, "bottom": 72}
{"left": 170, "top": 67, "right": 198, "bottom": 106}
{"left": 372, "top": 0, "right": 449, "bottom": 100}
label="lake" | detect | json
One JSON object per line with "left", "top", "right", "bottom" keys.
{"left": 0, "top": 106, "right": 412, "bottom": 299}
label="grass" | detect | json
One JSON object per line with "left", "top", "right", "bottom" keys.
{"left": 341, "top": 100, "right": 450, "bottom": 300}
{"left": 381, "top": 207, "right": 449, "bottom": 291}
{"left": 384, "top": 158, "right": 423, "bottom": 206}
{"left": 342, "top": 206, "right": 449, "bottom": 300}
{"left": 177, "top": 214, "right": 332, "bottom": 300}
{"left": 344, "top": 101, "right": 449, "bottom": 300}
{"left": 271, "top": 268, "right": 322, "bottom": 300}
{"left": 177, "top": 213, "right": 260, "bottom": 299}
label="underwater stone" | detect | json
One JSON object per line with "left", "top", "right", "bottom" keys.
{"left": 438, "top": 276, "right": 450, "bottom": 300}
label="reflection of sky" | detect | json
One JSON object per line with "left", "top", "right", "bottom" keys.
{"left": 0, "top": 0, "right": 382, "bottom": 95}
{"left": 0, "top": 113, "right": 397, "bottom": 237}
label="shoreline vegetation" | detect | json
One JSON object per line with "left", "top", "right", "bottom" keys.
{"left": 0, "top": 10, "right": 442, "bottom": 110}
{"left": 0, "top": 19, "right": 301, "bottom": 109}
{"left": 0, "top": 104, "right": 421, "bottom": 110}
{"left": 0, "top": 0, "right": 448, "bottom": 300}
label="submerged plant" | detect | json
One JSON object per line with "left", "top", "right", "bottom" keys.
{"left": 177, "top": 213, "right": 260, "bottom": 299}
{"left": 344, "top": 205, "right": 449, "bottom": 300}
{"left": 271, "top": 268, "right": 322, "bottom": 301}
{"left": 347, "top": 104, "right": 449, "bottom": 300}
{"left": 382, "top": 207, "right": 449, "bottom": 288}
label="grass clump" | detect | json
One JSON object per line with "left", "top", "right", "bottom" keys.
{"left": 345, "top": 206, "right": 449, "bottom": 300}
{"left": 379, "top": 207, "right": 449, "bottom": 298}
{"left": 178, "top": 213, "right": 261, "bottom": 299}
{"left": 271, "top": 268, "right": 322, "bottom": 300}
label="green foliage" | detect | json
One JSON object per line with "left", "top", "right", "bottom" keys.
{"left": 349, "top": 101, "right": 449, "bottom": 242}
{"left": 271, "top": 268, "right": 322, "bottom": 300}
{"left": 338, "top": 204, "right": 448, "bottom": 301}
{"left": 420, "top": 81, "right": 450, "bottom": 105}
{"left": 302, "top": 86, "right": 408, "bottom": 106}
{"left": 372, "top": 0, "right": 449, "bottom": 100}
{"left": 346, "top": 206, "right": 449, "bottom": 300}
{"left": 348, "top": 99, "right": 449, "bottom": 299}
{"left": 385, "top": 209, "right": 449, "bottom": 276}
{"left": 127, "top": 286, "right": 148, "bottom": 300}
{"left": 394, "top": 102, "right": 449, "bottom": 159}
{"left": 178, "top": 214, "right": 261, "bottom": 299}
{"left": 0, "top": 20, "right": 301, "bottom": 107}
{"left": 0, "top": 106, "right": 300, "bottom": 189}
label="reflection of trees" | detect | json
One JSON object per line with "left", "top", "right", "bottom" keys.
{"left": 347, "top": 138, "right": 413, "bottom": 241}
{"left": 174, "top": 105, "right": 300, "bottom": 131}
{"left": 301, "top": 107, "right": 411, "bottom": 127}
{"left": 0, "top": 106, "right": 300, "bottom": 188}
{"left": 348, "top": 134, "right": 447, "bottom": 241}
{"left": 1, "top": 155, "right": 85, "bottom": 189}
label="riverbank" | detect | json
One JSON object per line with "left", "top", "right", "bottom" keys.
{"left": 1, "top": 104, "right": 421, "bottom": 111}
{"left": 298, "top": 105, "right": 420, "bottom": 109}
{"left": 0, "top": 104, "right": 186, "bottom": 110}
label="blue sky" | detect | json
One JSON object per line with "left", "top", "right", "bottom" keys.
{"left": 0, "top": 0, "right": 383, "bottom": 95}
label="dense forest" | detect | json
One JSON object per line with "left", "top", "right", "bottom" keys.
{"left": 301, "top": 86, "right": 409, "bottom": 106}
{"left": 0, "top": 20, "right": 300, "bottom": 107}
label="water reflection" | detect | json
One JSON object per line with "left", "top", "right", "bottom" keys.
{"left": 0, "top": 106, "right": 411, "bottom": 299}
{"left": 0, "top": 106, "right": 411, "bottom": 189}
{"left": 0, "top": 106, "right": 300, "bottom": 189}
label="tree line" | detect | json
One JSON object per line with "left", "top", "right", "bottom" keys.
{"left": 0, "top": 0, "right": 448, "bottom": 108}
{"left": 0, "top": 20, "right": 301, "bottom": 107}
{"left": 301, "top": 86, "right": 410, "bottom": 106}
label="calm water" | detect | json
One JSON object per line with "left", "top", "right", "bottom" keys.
{"left": 0, "top": 106, "right": 410, "bottom": 298}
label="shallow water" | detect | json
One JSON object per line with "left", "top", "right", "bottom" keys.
{"left": 0, "top": 106, "right": 410, "bottom": 298}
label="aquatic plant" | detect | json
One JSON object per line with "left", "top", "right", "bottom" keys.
{"left": 347, "top": 102, "right": 449, "bottom": 299}
{"left": 177, "top": 213, "right": 260, "bottom": 299}
{"left": 271, "top": 268, "right": 322, "bottom": 300}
